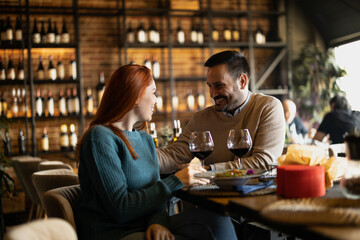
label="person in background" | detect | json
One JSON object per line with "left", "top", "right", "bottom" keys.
{"left": 75, "top": 64, "right": 237, "bottom": 240}
{"left": 282, "top": 99, "right": 308, "bottom": 144}
{"left": 157, "top": 51, "right": 285, "bottom": 172}
{"left": 313, "top": 94, "right": 360, "bottom": 144}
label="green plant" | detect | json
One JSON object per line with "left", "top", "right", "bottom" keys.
{"left": 292, "top": 44, "right": 347, "bottom": 125}
{"left": 0, "top": 154, "right": 14, "bottom": 198}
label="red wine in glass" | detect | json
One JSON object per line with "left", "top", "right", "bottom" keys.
{"left": 189, "top": 131, "right": 214, "bottom": 166}
{"left": 229, "top": 147, "right": 250, "bottom": 158}
{"left": 191, "top": 150, "right": 213, "bottom": 160}
{"left": 227, "top": 129, "right": 252, "bottom": 169}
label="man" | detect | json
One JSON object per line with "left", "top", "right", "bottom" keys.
{"left": 313, "top": 95, "right": 360, "bottom": 144}
{"left": 282, "top": 99, "right": 308, "bottom": 143}
{"left": 157, "top": 51, "right": 285, "bottom": 173}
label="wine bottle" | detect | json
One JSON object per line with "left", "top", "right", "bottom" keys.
{"left": 197, "top": 24, "right": 204, "bottom": 44}
{"left": 152, "top": 57, "right": 160, "bottom": 79}
{"left": 41, "top": 127, "right": 49, "bottom": 152}
{"left": 148, "top": 21, "right": 157, "bottom": 44}
{"left": 149, "top": 122, "right": 158, "bottom": 148}
{"left": 96, "top": 71, "right": 105, "bottom": 107}
{"left": 54, "top": 21, "right": 60, "bottom": 43}
{"left": 126, "top": 22, "right": 135, "bottom": 43}
{"left": 56, "top": 55, "right": 65, "bottom": 80}
{"left": 40, "top": 20, "right": 46, "bottom": 43}
{"left": 5, "top": 16, "right": 13, "bottom": 43}
{"left": 86, "top": 88, "right": 94, "bottom": 116}
{"left": 15, "top": 16, "right": 22, "bottom": 42}
{"left": 47, "top": 55, "right": 56, "bottom": 81}
{"left": 68, "top": 55, "right": 77, "bottom": 80}
{"left": 47, "top": 89, "right": 54, "bottom": 117}
{"left": 32, "top": 18, "right": 40, "bottom": 44}
{"left": 172, "top": 120, "right": 181, "bottom": 142}
{"left": 72, "top": 87, "right": 80, "bottom": 116}
{"left": 17, "top": 88, "right": 24, "bottom": 117}
{"left": 60, "top": 124, "right": 69, "bottom": 151}
{"left": 197, "top": 91, "right": 205, "bottom": 109}
{"left": 255, "top": 24, "right": 266, "bottom": 44}
{"left": 37, "top": 56, "right": 45, "bottom": 80}
{"left": 190, "top": 20, "right": 197, "bottom": 43}
{"left": 66, "top": 88, "right": 73, "bottom": 116}
{"left": 1, "top": 91, "right": 8, "bottom": 117}
{"left": 69, "top": 124, "right": 77, "bottom": 151}
{"left": 223, "top": 25, "right": 232, "bottom": 42}
{"left": 17, "top": 55, "right": 25, "bottom": 80}
{"left": 7, "top": 55, "right": 15, "bottom": 80}
{"left": 35, "top": 88, "right": 44, "bottom": 117}
{"left": 21, "top": 88, "right": 27, "bottom": 117}
{"left": 3, "top": 130, "right": 11, "bottom": 156}
{"left": 11, "top": 88, "right": 18, "bottom": 117}
{"left": 231, "top": 24, "right": 240, "bottom": 42}
{"left": 58, "top": 89, "right": 66, "bottom": 116}
{"left": 61, "top": 19, "right": 70, "bottom": 43}
{"left": 211, "top": 25, "right": 219, "bottom": 42}
{"left": 172, "top": 93, "right": 179, "bottom": 111}
{"left": 176, "top": 21, "right": 185, "bottom": 44}
{"left": 18, "top": 129, "right": 25, "bottom": 155}
{"left": 46, "top": 18, "right": 55, "bottom": 43}
{"left": 0, "top": 57, "right": 5, "bottom": 80}
{"left": 186, "top": 90, "right": 195, "bottom": 111}
{"left": 0, "top": 20, "right": 5, "bottom": 43}
{"left": 144, "top": 58, "right": 152, "bottom": 71}
{"left": 156, "top": 94, "right": 163, "bottom": 112}
{"left": 137, "top": 21, "right": 146, "bottom": 43}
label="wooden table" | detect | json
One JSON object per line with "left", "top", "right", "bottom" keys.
{"left": 175, "top": 183, "right": 360, "bottom": 240}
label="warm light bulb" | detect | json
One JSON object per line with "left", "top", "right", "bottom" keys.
{"left": 70, "top": 124, "right": 75, "bottom": 133}
{"left": 60, "top": 124, "right": 68, "bottom": 133}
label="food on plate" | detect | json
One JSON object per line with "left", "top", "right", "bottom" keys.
{"left": 215, "top": 169, "right": 254, "bottom": 178}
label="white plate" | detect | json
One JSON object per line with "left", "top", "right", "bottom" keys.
{"left": 195, "top": 169, "right": 268, "bottom": 189}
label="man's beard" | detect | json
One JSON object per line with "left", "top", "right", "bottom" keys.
{"left": 213, "top": 96, "right": 228, "bottom": 112}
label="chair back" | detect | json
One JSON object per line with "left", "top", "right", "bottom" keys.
{"left": 38, "top": 161, "right": 73, "bottom": 171}
{"left": 43, "top": 184, "right": 80, "bottom": 229}
{"left": 32, "top": 169, "right": 79, "bottom": 207}
{"left": 12, "top": 158, "right": 43, "bottom": 205}
{"left": 4, "top": 218, "right": 77, "bottom": 240}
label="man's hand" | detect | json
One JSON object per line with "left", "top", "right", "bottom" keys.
{"left": 146, "top": 224, "right": 174, "bottom": 240}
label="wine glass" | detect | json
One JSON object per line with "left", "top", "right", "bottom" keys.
{"left": 189, "top": 131, "right": 214, "bottom": 167}
{"left": 227, "top": 129, "right": 252, "bottom": 169}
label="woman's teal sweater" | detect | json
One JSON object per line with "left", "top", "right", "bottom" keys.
{"left": 76, "top": 125, "right": 183, "bottom": 240}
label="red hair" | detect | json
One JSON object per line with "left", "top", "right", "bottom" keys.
{"left": 78, "top": 64, "right": 153, "bottom": 160}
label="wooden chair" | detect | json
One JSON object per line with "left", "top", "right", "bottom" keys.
{"left": 43, "top": 184, "right": 80, "bottom": 229}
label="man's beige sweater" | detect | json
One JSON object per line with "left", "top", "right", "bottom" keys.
{"left": 157, "top": 91, "right": 285, "bottom": 173}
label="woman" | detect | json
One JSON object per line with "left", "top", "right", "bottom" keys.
{"left": 75, "top": 64, "right": 237, "bottom": 240}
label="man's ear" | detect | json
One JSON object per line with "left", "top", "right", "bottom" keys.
{"left": 238, "top": 74, "right": 248, "bottom": 89}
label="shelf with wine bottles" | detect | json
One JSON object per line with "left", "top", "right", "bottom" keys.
{"left": 0, "top": 42, "right": 23, "bottom": 49}
{"left": 33, "top": 79, "right": 79, "bottom": 84}
{"left": 31, "top": 43, "right": 77, "bottom": 48}
{"left": 0, "top": 80, "right": 27, "bottom": 85}
{"left": 125, "top": 42, "right": 168, "bottom": 48}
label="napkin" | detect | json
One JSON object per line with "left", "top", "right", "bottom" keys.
{"left": 234, "top": 180, "right": 274, "bottom": 194}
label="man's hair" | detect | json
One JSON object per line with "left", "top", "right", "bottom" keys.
{"left": 204, "top": 50, "right": 250, "bottom": 80}
{"left": 330, "top": 94, "right": 351, "bottom": 110}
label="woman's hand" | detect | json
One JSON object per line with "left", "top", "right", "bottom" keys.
{"left": 146, "top": 224, "right": 174, "bottom": 240}
{"left": 175, "top": 163, "right": 210, "bottom": 187}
